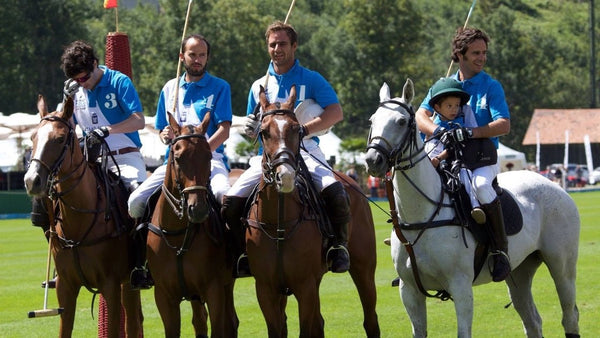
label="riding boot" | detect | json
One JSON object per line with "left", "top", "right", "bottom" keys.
{"left": 481, "top": 197, "right": 511, "bottom": 282}
{"left": 222, "top": 195, "right": 251, "bottom": 278}
{"left": 130, "top": 221, "right": 154, "bottom": 290}
{"left": 321, "top": 182, "right": 350, "bottom": 273}
{"left": 31, "top": 197, "right": 51, "bottom": 240}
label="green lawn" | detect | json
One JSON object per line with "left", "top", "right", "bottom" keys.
{"left": 1, "top": 191, "right": 598, "bottom": 337}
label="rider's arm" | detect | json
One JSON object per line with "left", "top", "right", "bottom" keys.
{"left": 207, "top": 121, "right": 231, "bottom": 153}
{"left": 470, "top": 117, "right": 510, "bottom": 139}
{"left": 302, "top": 103, "right": 342, "bottom": 136}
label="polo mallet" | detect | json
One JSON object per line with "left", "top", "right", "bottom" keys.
{"left": 28, "top": 236, "right": 63, "bottom": 318}
{"left": 445, "top": 0, "right": 477, "bottom": 77}
{"left": 170, "top": 0, "right": 194, "bottom": 114}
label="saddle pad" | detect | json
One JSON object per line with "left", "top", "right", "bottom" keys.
{"left": 499, "top": 190, "right": 523, "bottom": 236}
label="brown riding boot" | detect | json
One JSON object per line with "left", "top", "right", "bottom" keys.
{"left": 482, "top": 197, "right": 511, "bottom": 282}
{"left": 222, "top": 195, "right": 251, "bottom": 278}
{"left": 322, "top": 182, "right": 350, "bottom": 273}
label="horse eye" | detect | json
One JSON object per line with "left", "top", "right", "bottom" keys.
{"left": 397, "top": 117, "right": 407, "bottom": 126}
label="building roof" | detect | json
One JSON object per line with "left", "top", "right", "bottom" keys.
{"left": 522, "top": 108, "right": 600, "bottom": 145}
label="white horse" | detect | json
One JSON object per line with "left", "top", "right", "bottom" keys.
{"left": 364, "top": 79, "right": 580, "bottom": 338}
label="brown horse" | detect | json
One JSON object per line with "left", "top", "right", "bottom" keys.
{"left": 24, "top": 96, "right": 142, "bottom": 337}
{"left": 246, "top": 86, "right": 380, "bottom": 337}
{"left": 146, "top": 112, "right": 238, "bottom": 337}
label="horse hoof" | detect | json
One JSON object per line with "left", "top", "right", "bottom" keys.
{"left": 383, "top": 238, "right": 391, "bottom": 246}
{"left": 391, "top": 277, "right": 400, "bottom": 287}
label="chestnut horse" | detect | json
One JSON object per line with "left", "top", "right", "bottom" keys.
{"left": 24, "top": 96, "right": 142, "bottom": 337}
{"left": 146, "top": 112, "right": 238, "bottom": 337}
{"left": 246, "top": 86, "right": 380, "bottom": 337}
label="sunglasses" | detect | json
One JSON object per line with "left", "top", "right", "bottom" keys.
{"left": 74, "top": 72, "right": 92, "bottom": 83}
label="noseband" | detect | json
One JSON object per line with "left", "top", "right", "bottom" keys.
{"left": 366, "top": 100, "right": 427, "bottom": 171}
{"left": 162, "top": 132, "right": 209, "bottom": 220}
{"left": 260, "top": 109, "right": 300, "bottom": 184}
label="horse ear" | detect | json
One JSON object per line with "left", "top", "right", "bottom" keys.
{"left": 379, "top": 82, "right": 391, "bottom": 102}
{"left": 402, "top": 78, "right": 414, "bottom": 104}
{"left": 197, "top": 111, "right": 211, "bottom": 134}
{"left": 287, "top": 85, "right": 296, "bottom": 109}
{"left": 61, "top": 97, "right": 74, "bottom": 120}
{"left": 37, "top": 95, "right": 49, "bottom": 117}
{"left": 258, "top": 85, "right": 268, "bottom": 110}
{"left": 167, "top": 112, "right": 181, "bottom": 136}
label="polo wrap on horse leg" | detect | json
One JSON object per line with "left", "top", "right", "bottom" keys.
{"left": 482, "top": 197, "right": 511, "bottom": 282}
{"left": 31, "top": 197, "right": 51, "bottom": 240}
{"left": 321, "top": 181, "right": 350, "bottom": 273}
{"left": 130, "top": 220, "right": 153, "bottom": 290}
{"left": 221, "top": 195, "right": 251, "bottom": 277}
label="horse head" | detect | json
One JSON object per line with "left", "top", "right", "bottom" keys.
{"left": 24, "top": 95, "right": 78, "bottom": 197}
{"left": 165, "top": 111, "right": 212, "bottom": 223}
{"left": 365, "top": 79, "right": 419, "bottom": 178}
{"left": 258, "top": 84, "right": 300, "bottom": 193}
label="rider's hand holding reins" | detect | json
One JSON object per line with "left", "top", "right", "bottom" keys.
{"left": 244, "top": 113, "right": 260, "bottom": 138}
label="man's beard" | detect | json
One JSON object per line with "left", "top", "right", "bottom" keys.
{"left": 184, "top": 62, "right": 206, "bottom": 77}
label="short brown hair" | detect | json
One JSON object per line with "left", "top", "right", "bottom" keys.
{"left": 265, "top": 21, "right": 297, "bottom": 45}
{"left": 451, "top": 27, "right": 490, "bottom": 62}
{"left": 61, "top": 40, "right": 98, "bottom": 78}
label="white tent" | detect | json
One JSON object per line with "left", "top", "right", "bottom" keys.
{"left": 498, "top": 143, "right": 527, "bottom": 172}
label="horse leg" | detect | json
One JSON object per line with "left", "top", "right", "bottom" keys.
{"left": 255, "top": 282, "right": 287, "bottom": 338}
{"left": 348, "top": 259, "right": 380, "bottom": 337}
{"left": 295, "top": 284, "right": 324, "bottom": 338}
{"left": 205, "top": 282, "right": 228, "bottom": 338}
{"left": 190, "top": 300, "right": 208, "bottom": 338}
{"left": 541, "top": 247, "right": 580, "bottom": 336}
{"left": 222, "top": 281, "right": 239, "bottom": 337}
{"left": 506, "top": 253, "right": 543, "bottom": 337}
{"left": 447, "top": 280, "right": 474, "bottom": 338}
{"left": 56, "top": 278, "right": 80, "bottom": 338}
{"left": 399, "top": 281, "right": 427, "bottom": 338}
{"left": 120, "top": 282, "right": 142, "bottom": 337}
{"left": 154, "top": 286, "right": 182, "bottom": 338}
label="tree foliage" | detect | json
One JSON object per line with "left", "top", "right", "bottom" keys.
{"left": 0, "top": 0, "right": 597, "bottom": 160}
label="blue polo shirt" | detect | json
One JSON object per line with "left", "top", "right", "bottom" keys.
{"left": 421, "top": 71, "right": 510, "bottom": 147}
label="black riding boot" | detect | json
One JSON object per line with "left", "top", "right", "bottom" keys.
{"left": 31, "top": 197, "right": 51, "bottom": 240}
{"left": 222, "top": 196, "right": 251, "bottom": 278}
{"left": 130, "top": 222, "right": 154, "bottom": 290}
{"left": 482, "top": 197, "right": 511, "bottom": 282}
{"left": 322, "top": 182, "right": 350, "bottom": 273}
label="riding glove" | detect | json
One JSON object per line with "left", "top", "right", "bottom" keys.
{"left": 63, "top": 79, "right": 80, "bottom": 99}
{"left": 244, "top": 114, "right": 260, "bottom": 138}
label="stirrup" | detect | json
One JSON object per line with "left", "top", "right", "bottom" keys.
{"left": 235, "top": 254, "right": 252, "bottom": 278}
{"left": 327, "top": 245, "right": 350, "bottom": 273}
{"left": 490, "top": 250, "right": 511, "bottom": 282}
{"left": 130, "top": 267, "right": 154, "bottom": 290}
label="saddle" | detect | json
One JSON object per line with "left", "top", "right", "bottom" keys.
{"left": 139, "top": 184, "right": 225, "bottom": 245}
{"left": 245, "top": 157, "right": 333, "bottom": 251}
{"left": 438, "top": 164, "right": 523, "bottom": 280}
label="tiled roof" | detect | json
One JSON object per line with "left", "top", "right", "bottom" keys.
{"left": 522, "top": 108, "right": 600, "bottom": 145}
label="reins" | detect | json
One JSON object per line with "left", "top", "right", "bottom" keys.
{"left": 367, "top": 100, "right": 453, "bottom": 301}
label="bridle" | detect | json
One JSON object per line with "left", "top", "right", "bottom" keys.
{"left": 259, "top": 109, "right": 300, "bottom": 185}
{"left": 161, "top": 132, "right": 210, "bottom": 220}
{"left": 365, "top": 99, "right": 428, "bottom": 172}
{"left": 30, "top": 115, "right": 87, "bottom": 199}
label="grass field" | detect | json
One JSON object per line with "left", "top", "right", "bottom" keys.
{"left": 1, "top": 191, "right": 598, "bottom": 337}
